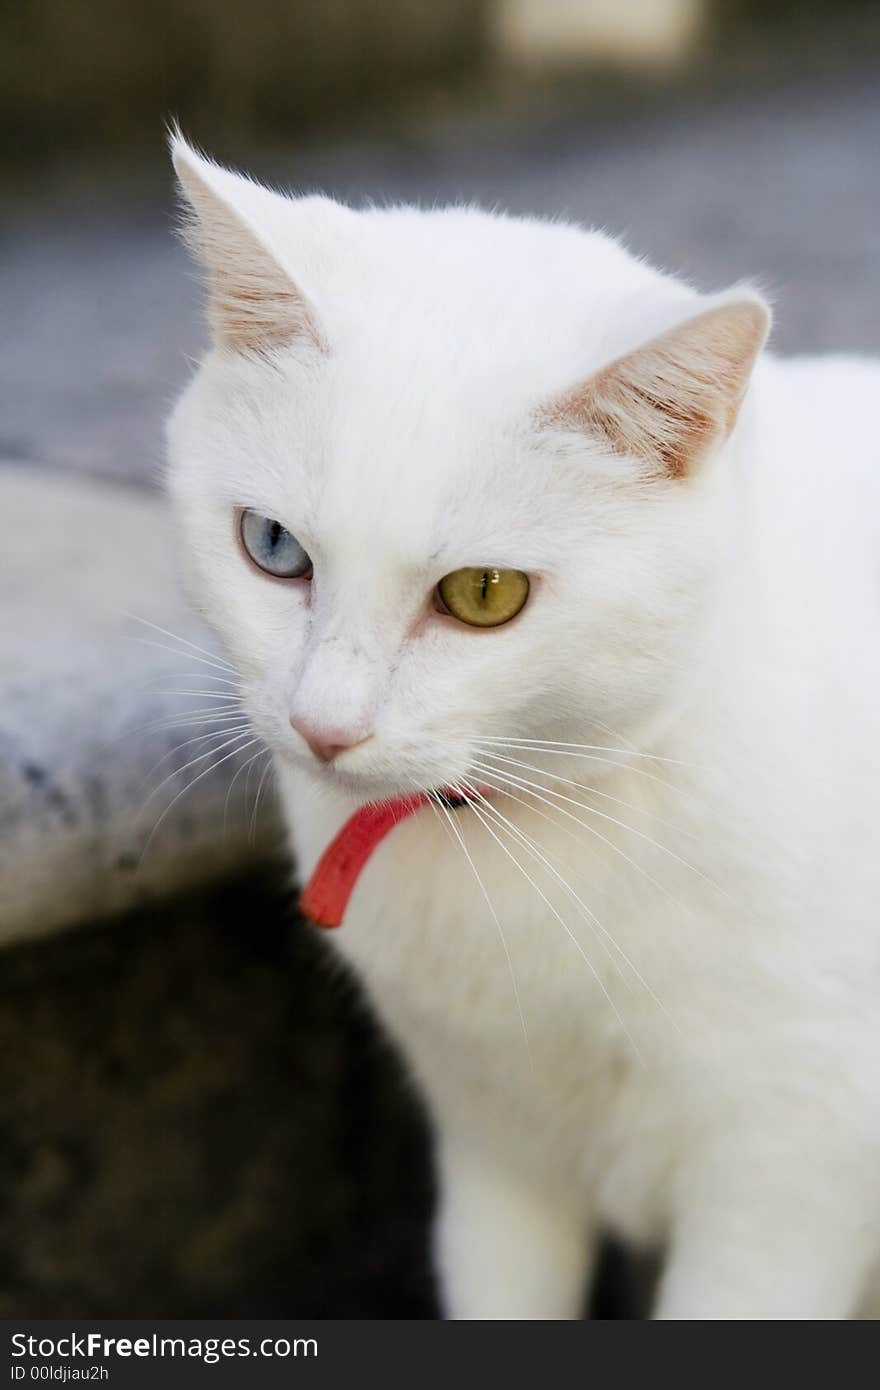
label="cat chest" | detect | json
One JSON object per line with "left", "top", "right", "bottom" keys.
{"left": 296, "top": 800, "right": 720, "bottom": 1243}
{"left": 337, "top": 914, "right": 683, "bottom": 1244}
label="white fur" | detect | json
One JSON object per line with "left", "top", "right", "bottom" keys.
{"left": 166, "top": 141, "right": 880, "bottom": 1319}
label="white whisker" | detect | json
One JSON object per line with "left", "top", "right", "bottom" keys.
{"left": 463, "top": 780, "right": 681, "bottom": 1037}
{"left": 473, "top": 755, "right": 734, "bottom": 912}
{"left": 432, "top": 792, "right": 534, "bottom": 1071}
{"left": 472, "top": 735, "right": 700, "bottom": 767}
{"left": 479, "top": 750, "right": 701, "bottom": 843}
{"left": 463, "top": 781, "right": 628, "bottom": 984}
{"left": 148, "top": 670, "right": 244, "bottom": 689}
{"left": 135, "top": 709, "right": 247, "bottom": 735}
{"left": 121, "top": 615, "right": 238, "bottom": 671}
{"left": 249, "top": 753, "right": 275, "bottom": 844}
{"left": 139, "top": 734, "right": 261, "bottom": 863}
{"left": 149, "top": 689, "right": 243, "bottom": 702}
{"left": 224, "top": 744, "right": 266, "bottom": 836}
{"left": 140, "top": 727, "right": 258, "bottom": 815}
{"left": 106, "top": 707, "right": 247, "bottom": 746}
{"left": 471, "top": 758, "right": 692, "bottom": 919}
{"left": 142, "top": 722, "right": 252, "bottom": 784}
{"left": 472, "top": 737, "right": 707, "bottom": 807}
{"left": 458, "top": 784, "right": 644, "bottom": 1064}
{"left": 128, "top": 639, "right": 243, "bottom": 682}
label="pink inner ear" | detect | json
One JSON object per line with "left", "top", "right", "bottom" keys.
{"left": 595, "top": 371, "right": 722, "bottom": 480}
{"left": 541, "top": 300, "right": 769, "bottom": 478}
{"left": 206, "top": 252, "right": 322, "bottom": 355}
{"left": 174, "top": 146, "right": 325, "bottom": 356}
{"left": 552, "top": 370, "right": 722, "bottom": 480}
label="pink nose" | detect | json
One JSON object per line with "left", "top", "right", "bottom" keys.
{"left": 289, "top": 714, "right": 368, "bottom": 764}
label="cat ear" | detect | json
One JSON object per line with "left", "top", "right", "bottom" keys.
{"left": 171, "top": 135, "right": 326, "bottom": 355}
{"left": 543, "top": 297, "right": 770, "bottom": 477}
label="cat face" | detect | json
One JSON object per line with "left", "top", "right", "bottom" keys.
{"left": 167, "top": 140, "right": 768, "bottom": 800}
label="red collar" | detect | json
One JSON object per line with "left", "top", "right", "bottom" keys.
{"left": 299, "top": 790, "right": 478, "bottom": 929}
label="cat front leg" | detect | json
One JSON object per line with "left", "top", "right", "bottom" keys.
{"left": 653, "top": 1141, "right": 877, "bottom": 1320}
{"left": 434, "top": 1138, "right": 595, "bottom": 1319}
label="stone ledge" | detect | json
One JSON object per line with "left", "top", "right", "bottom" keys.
{"left": 0, "top": 463, "right": 281, "bottom": 947}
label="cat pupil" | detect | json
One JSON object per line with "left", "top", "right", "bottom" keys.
{"left": 268, "top": 519, "right": 282, "bottom": 549}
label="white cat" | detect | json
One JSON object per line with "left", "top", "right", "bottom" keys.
{"left": 166, "top": 137, "right": 880, "bottom": 1319}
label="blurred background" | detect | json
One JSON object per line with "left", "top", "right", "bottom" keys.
{"left": 1, "top": 0, "right": 878, "bottom": 1317}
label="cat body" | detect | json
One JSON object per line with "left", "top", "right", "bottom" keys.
{"left": 167, "top": 140, "right": 880, "bottom": 1318}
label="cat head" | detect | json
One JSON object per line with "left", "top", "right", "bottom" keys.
{"left": 166, "top": 137, "right": 769, "bottom": 801}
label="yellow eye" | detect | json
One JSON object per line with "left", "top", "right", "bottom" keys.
{"left": 437, "top": 567, "right": 530, "bottom": 628}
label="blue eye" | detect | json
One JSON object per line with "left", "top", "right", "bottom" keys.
{"left": 239, "top": 510, "right": 312, "bottom": 579}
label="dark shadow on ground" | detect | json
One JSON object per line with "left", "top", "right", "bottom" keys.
{"left": 0, "top": 872, "right": 436, "bottom": 1317}
{"left": 0, "top": 871, "right": 650, "bottom": 1317}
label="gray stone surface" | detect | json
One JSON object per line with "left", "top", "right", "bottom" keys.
{"left": 0, "top": 465, "right": 280, "bottom": 945}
